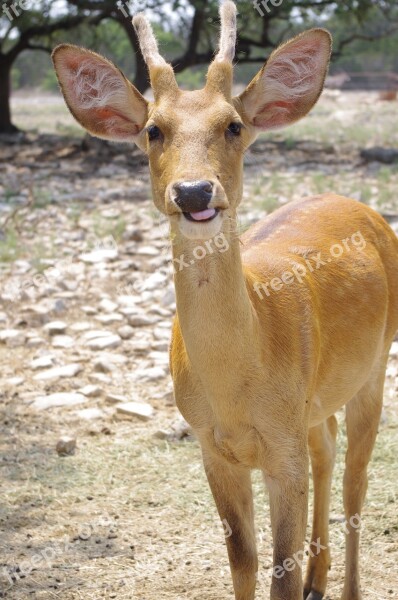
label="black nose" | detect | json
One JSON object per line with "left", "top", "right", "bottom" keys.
{"left": 173, "top": 180, "right": 213, "bottom": 213}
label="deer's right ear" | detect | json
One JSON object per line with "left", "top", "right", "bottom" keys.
{"left": 52, "top": 44, "right": 148, "bottom": 143}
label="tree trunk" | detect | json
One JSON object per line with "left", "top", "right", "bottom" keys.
{"left": 0, "top": 58, "right": 19, "bottom": 134}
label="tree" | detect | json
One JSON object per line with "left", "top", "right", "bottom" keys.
{"left": 0, "top": 0, "right": 110, "bottom": 133}
{"left": 67, "top": 0, "right": 398, "bottom": 93}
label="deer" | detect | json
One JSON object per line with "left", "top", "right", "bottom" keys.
{"left": 52, "top": 2, "right": 398, "bottom": 599}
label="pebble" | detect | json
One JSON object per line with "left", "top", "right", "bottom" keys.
{"left": 33, "top": 363, "right": 83, "bottom": 381}
{"left": 77, "top": 408, "right": 105, "bottom": 420}
{"left": 128, "top": 315, "right": 156, "bottom": 327}
{"left": 389, "top": 341, "right": 398, "bottom": 358}
{"left": 118, "top": 325, "right": 135, "bottom": 340}
{"left": 116, "top": 402, "right": 154, "bottom": 421}
{"left": 132, "top": 366, "right": 166, "bottom": 382}
{"left": 33, "top": 393, "right": 87, "bottom": 410}
{"left": 30, "top": 356, "right": 55, "bottom": 370}
{"left": 52, "top": 335, "right": 75, "bottom": 348}
{"left": 78, "top": 384, "right": 102, "bottom": 398}
{"left": 106, "top": 393, "right": 129, "bottom": 404}
{"left": 85, "top": 334, "right": 122, "bottom": 350}
{"left": 0, "top": 329, "right": 26, "bottom": 348}
{"left": 44, "top": 321, "right": 68, "bottom": 335}
{"left": 56, "top": 436, "right": 77, "bottom": 456}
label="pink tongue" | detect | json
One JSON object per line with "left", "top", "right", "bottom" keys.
{"left": 189, "top": 208, "right": 216, "bottom": 221}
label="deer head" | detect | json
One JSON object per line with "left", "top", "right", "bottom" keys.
{"left": 52, "top": 1, "right": 331, "bottom": 241}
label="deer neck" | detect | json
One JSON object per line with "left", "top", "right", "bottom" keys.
{"left": 170, "top": 215, "right": 258, "bottom": 400}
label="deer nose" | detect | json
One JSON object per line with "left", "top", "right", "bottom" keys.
{"left": 173, "top": 180, "right": 214, "bottom": 213}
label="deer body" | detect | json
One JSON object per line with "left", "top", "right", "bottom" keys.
{"left": 52, "top": 3, "right": 398, "bottom": 598}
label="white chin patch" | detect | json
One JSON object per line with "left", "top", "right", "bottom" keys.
{"left": 178, "top": 212, "right": 223, "bottom": 240}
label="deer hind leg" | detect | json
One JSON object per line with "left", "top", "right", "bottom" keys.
{"left": 304, "top": 415, "right": 338, "bottom": 600}
{"left": 341, "top": 367, "right": 386, "bottom": 600}
{"left": 202, "top": 450, "right": 258, "bottom": 600}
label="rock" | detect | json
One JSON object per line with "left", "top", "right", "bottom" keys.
{"left": 30, "top": 356, "right": 55, "bottom": 370}
{"left": 76, "top": 408, "right": 105, "bottom": 420}
{"left": 93, "top": 359, "right": 116, "bottom": 373}
{"left": 132, "top": 366, "right": 166, "bottom": 382}
{"left": 85, "top": 334, "right": 122, "bottom": 350}
{"left": 123, "top": 228, "right": 144, "bottom": 242}
{"left": 99, "top": 299, "right": 119, "bottom": 313}
{"left": 106, "top": 393, "right": 129, "bottom": 404}
{"left": 79, "top": 249, "right": 118, "bottom": 263}
{"left": 153, "top": 328, "right": 170, "bottom": 342}
{"left": 389, "top": 341, "right": 398, "bottom": 357}
{"left": 155, "top": 418, "right": 191, "bottom": 441}
{"left": 360, "top": 147, "right": 398, "bottom": 164}
{"left": 33, "top": 393, "right": 87, "bottom": 410}
{"left": 52, "top": 335, "right": 75, "bottom": 348}
{"left": 118, "top": 325, "right": 135, "bottom": 340}
{"left": 26, "top": 336, "right": 45, "bottom": 348}
{"left": 69, "top": 321, "right": 92, "bottom": 332}
{"left": 5, "top": 377, "right": 24, "bottom": 387}
{"left": 33, "top": 363, "right": 83, "bottom": 381}
{"left": 78, "top": 384, "right": 102, "bottom": 398}
{"left": 128, "top": 315, "right": 156, "bottom": 327}
{"left": 89, "top": 373, "right": 112, "bottom": 385}
{"left": 44, "top": 321, "right": 68, "bottom": 335}
{"left": 116, "top": 401, "right": 154, "bottom": 421}
{"left": 56, "top": 436, "right": 77, "bottom": 456}
{"left": 81, "top": 306, "right": 98, "bottom": 315}
{"left": 0, "top": 329, "right": 26, "bottom": 348}
{"left": 95, "top": 313, "right": 124, "bottom": 324}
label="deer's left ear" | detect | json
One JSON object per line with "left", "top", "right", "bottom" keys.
{"left": 237, "top": 29, "right": 332, "bottom": 131}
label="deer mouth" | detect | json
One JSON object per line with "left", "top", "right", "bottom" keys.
{"left": 183, "top": 208, "right": 220, "bottom": 222}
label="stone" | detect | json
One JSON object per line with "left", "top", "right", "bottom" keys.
{"left": 33, "top": 393, "right": 87, "bottom": 410}
{"left": 26, "top": 337, "right": 45, "bottom": 348}
{"left": 77, "top": 408, "right": 105, "bottom": 420}
{"left": 106, "top": 393, "right": 129, "bottom": 404}
{"left": 132, "top": 366, "right": 166, "bottom": 382}
{"left": 30, "top": 356, "right": 55, "bottom": 370}
{"left": 79, "top": 249, "right": 118, "bottom": 263}
{"left": 0, "top": 329, "right": 26, "bottom": 348}
{"left": 78, "top": 384, "right": 102, "bottom": 398}
{"left": 128, "top": 315, "right": 156, "bottom": 327}
{"left": 44, "top": 321, "right": 67, "bottom": 335}
{"left": 99, "top": 299, "right": 118, "bottom": 313}
{"left": 56, "top": 437, "right": 77, "bottom": 456}
{"left": 116, "top": 402, "right": 153, "bottom": 421}
{"left": 33, "top": 363, "right": 83, "bottom": 381}
{"left": 52, "top": 335, "right": 74, "bottom": 348}
{"left": 85, "top": 334, "right": 122, "bottom": 350}
{"left": 5, "top": 377, "right": 24, "bottom": 387}
{"left": 118, "top": 325, "right": 135, "bottom": 340}
{"left": 389, "top": 341, "right": 398, "bottom": 358}
{"left": 95, "top": 313, "right": 124, "bottom": 325}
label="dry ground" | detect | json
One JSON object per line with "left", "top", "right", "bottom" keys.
{"left": 0, "top": 91, "right": 397, "bottom": 600}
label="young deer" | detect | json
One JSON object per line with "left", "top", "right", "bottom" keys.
{"left": 52, "top": 3, "right": 398, "bottom": 599}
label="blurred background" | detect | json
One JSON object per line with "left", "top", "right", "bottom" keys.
{"left": 0, "top": 2, "right": 397, "bottom": 600}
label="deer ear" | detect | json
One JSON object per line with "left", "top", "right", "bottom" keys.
{"left": 52, "top": 44, "right": 148, "bottom": 142}
{"left": 238, "top": 29, "right": 332, "bottom": 131}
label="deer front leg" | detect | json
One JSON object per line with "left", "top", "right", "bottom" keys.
{"left": 266, "top": 445, "right": 309, "bottom": 600}
{"left": 202, "top": 449, "right": 258, "bottom": 600}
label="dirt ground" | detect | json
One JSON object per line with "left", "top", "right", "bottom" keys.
{"left": 0, "top": 91, "right": 397, "bottom": 599}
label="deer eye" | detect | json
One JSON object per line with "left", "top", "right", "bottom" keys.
{"left": 227, "top": 122, "right": 242, "bottom": 136}
{"left": 147, "top": 125, "right": 162, "bottom": 141}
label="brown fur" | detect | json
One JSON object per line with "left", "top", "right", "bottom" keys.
{"left": 52, "top": 5, "right": 398, "bottom": 598}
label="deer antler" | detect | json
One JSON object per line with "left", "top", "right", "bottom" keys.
{"left": 215, "top": 0, "right": 237, "bottom": 63}
{"left": 206, "top": 1, "right": 237, "bottom": 99}
{"left": 132, "top": 13, "right": 178, "bottom": 98}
